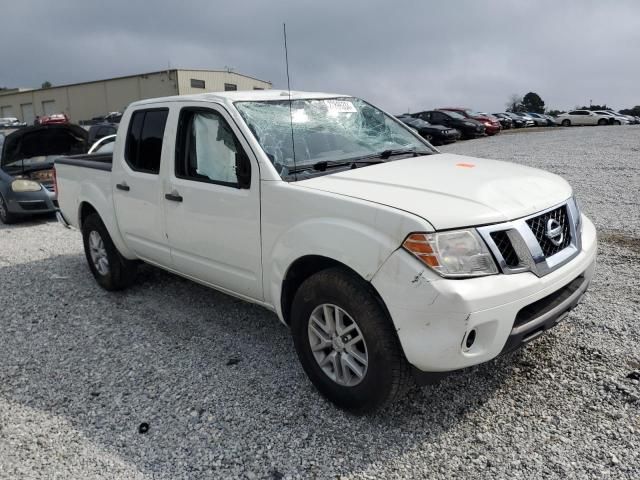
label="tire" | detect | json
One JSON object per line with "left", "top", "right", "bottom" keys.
{"left": 597, "top": 119, "right": 608, "bottom": 126}
{"left": 81, "top": 213, "right": 137, "bottom": 290}
{"left": 561, "top": 119, "right": 571, "bottom": 127}
{"left": 291, "top": 267, "right": 411, "bottom": 413}
{"left": 0, "top": 193, "right": 18, "bottom": 224}
{"left": 614, "top": 120, "right": 621, "bottom": 125}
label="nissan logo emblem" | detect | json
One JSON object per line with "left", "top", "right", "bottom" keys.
{"left": 545, "top": 219, "right": 564, "bottom": 246}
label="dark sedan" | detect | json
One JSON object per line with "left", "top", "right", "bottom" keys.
{"left": 494, "top": 112, "right": 525, "bottom": 128}
{"left": 396, "top": 115, "right": 460, "bottom": 145}
{"left": 438, "top": 108, "right": 501, "bottom": 135}
{"left": 410, "top": 110, "right": 485, "bottom": 139}
{"left": 0, "top": 124, "right": 88, "bottom": 223}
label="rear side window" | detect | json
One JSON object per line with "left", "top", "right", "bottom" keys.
{"left": 125, "top": 109, "right": 168, "bottom": 173}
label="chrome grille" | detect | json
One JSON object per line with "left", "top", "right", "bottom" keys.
{"left": 476, "top": 200, "right": 581, "bottom": 278}
{"left": 490, "top": 231, "right": 520, "bottom": 267}
{"left": 526, "top": 206, "right": 571, "bottom": 257}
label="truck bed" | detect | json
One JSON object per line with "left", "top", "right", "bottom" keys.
{"left": 55, "top": 152, "right": 113, "bottom": 171}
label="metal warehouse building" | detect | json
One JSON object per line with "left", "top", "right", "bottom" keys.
{"left": 0, "top": 69, "right": 272, "bottom": 124}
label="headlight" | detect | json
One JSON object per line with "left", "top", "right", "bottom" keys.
{"left": 11, "top": 179, "right": 42, "bottom": 192}
{"left": 403, "top": 229, "right": 498, "bottom": 278}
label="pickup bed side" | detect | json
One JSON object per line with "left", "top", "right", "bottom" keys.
{"left": 56, "top": 153, "right": 136, "bottom": 259}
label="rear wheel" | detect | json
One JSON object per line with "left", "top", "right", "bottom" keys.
{"left": 81, "top": 213, "right": 137, "bottom": 290}
{"left": 561, "top": 119, "right": 571, "bottom": 127}
{"left": 0, "top": 193, "right": 18, "bottom": 224}
{"left": 614, "top": 120, "right": 621, "bottom": 125}
{"left": 291, "top": 267, "right": 411, "bottom": 413}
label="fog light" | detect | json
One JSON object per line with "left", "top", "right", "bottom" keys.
{"left": 465, "top": 329, "right": 477, "bottom": 349}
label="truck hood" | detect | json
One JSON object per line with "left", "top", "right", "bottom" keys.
{"left": 297, "top": 153, "right": 572, "bottom": 230}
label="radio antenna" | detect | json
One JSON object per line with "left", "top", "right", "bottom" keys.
{"left": 283, "top": 23, "right": 297, "bottom": 181}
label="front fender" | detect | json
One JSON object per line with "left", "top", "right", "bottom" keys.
{"left": 266, "top": 216, "right": 420, "bottom": 322}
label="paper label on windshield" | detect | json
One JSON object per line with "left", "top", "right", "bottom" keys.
{"left": 324, "top": 99, "right": 357, "bottom": 113}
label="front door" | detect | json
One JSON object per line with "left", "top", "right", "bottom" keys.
{"left": 112, "top": 108, "right": 172, "bottom": 266}
{"left": 163, "top": 105, "right": 262, "bottom": 300}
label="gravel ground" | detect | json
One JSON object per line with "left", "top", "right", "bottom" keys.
{"left": 0, "top": 126, "right": 638, "bottom": 479}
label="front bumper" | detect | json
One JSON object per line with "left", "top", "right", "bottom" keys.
{"left": 6, "top": 186, "right": 57, "bottom": 215}
{"left": 371, "top": 215, "right": 597, "bottom": 372}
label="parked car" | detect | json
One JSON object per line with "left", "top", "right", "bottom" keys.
{"left": 509, "top": 112, "right": 536, "bottom": 127}
{"left": 437, "top": 108, "right": 501, "bottom": 135}
{"left": 87, "top": 123, "right": 118, "bottom": 145}
{"left": 493, "top": 113, "right": 523, "bottom": 128}
{"left": 491, "top": 113, "right": 513, "bottom": 129}
{"left": 526, "top": 113, "right": 551, "bottom": 127}
{"left": 88, "top": 134, "right": 116, "bottom": 154}
{"left": 36, "top": 113, "right": 70, "bottom": 126}
{"left": 0, "top": 117, "right": 27, "bottom": 128}
{"left": 502, "top": 112, "right": 534, "bottom": 128}
{"left": 396, "top": 115, "right": 460, "bottom": 145}
{"left": 105, "top": 112, "right": 123, "bottom": 123}
{"left": 55, "top": 90, "right": 596, "bottom": 413}
{"left": 0, "top": 124, "right": 88, "bottom": 223}
{"left": 554, "top": 110, "right": 611, "bottom": 127}
{"left": 592, "top": 111, "right": 629, "bottom": 125}
{"left": 411, "top": 110, "right": 485, "bottom": 139}
{"left": 477, "top": 112, "right": 509, "bottom": 130}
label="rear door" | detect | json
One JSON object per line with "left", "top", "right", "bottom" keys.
{"left": 163, "top": 104, "right": 262, "bottom": 300}
{"left": 112, "top": 108, "right": 172, "bottom": 266}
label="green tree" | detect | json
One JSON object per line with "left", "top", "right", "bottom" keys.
{"left": 578, "top": 104, "right": 609, "bottom": 111}
{"left": 620, "top": 106, "right": 640, "bottom": 116}
{"left": 41, "top": 81, "right": 52, "bottom": 89}
{"left": 522, "top": 92, "right": 545, "bottom": 113}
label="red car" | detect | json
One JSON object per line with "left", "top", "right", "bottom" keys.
{"left": 35, "top": 113, "right": 69, "bottom": 126}
{"left": 437, "top": 108, "right": 501, "bottom": 135}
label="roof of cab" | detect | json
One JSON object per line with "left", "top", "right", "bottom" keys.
{"left": 129, "top": 90, "right": 349, "bottom": 108}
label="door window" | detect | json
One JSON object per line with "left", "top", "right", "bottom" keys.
{"left": 175, "top": 109, "right": 250, "bottom": 187}
{"left": 125, "top": 109, "right": 168, "bottom": 174}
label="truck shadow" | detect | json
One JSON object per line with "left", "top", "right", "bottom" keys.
{"left": 0, "top": 254, "right": 533, "bottom": 478}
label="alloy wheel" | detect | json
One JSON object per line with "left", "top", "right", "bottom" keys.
{"left": 88, "top": 230, "right": 110, "bottom": 275}
{"left": 308, "top": 304, "right": 368, "bottom": 387}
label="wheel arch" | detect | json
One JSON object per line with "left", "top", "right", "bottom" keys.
{"left": 279, "top": 254, "right": 394, "bottom": 328}
{"left": 76, "top": 198, "right": 135, "bottom": 259}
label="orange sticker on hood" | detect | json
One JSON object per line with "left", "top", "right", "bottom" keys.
{"left": 456, "top": 162, "right": 476, "bottom": 168}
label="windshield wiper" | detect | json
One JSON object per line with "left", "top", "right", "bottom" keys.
{"left": 367, "top": 148, "right": 432, "bottom": 160}
{"left": 285, "top": 148, "right": 432, "bottom": 176}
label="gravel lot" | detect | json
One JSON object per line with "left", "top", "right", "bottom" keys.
{"left": 1, "top": 126, "right": 639, "bottom": 479}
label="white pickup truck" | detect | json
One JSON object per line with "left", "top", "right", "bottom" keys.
{"left": 55, "top": 90, "right": 597, "bottom": 413}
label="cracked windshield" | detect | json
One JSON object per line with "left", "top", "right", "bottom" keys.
{"left": 235, "top": 97, "right": 434, "bottom": 178}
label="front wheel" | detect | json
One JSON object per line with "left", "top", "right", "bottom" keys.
{"left": 561, "top": 119, "right": 571, "bottom": 127}
{"left": 81, "top": 213, "right": 137, "bottom": 290}
{"left": 291, "top": 267, "right": 411, "bottom": 413}
{"left": 597, "top": 118, "right": 608, "bottom": 126}
{"left": 0, "top": 193, "right": 18, "bottom": 224}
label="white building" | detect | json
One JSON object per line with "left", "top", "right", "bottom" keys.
{"left": 0, "top": 69, "right": 272, "bottom": 124}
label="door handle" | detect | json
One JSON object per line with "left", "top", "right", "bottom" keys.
{"left": 116, "top": 183, "right": 130, "bottom": 191}
{"left": 165, "top": 192, "right": 183, "bottom": 202}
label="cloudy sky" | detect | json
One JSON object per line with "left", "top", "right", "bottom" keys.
{"left": 1, "top": 0, "right": 639, "bottom": 113}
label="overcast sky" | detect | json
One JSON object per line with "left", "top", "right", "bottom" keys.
{"left": 1, "top": 0, "right": 639, "bottom": 113}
